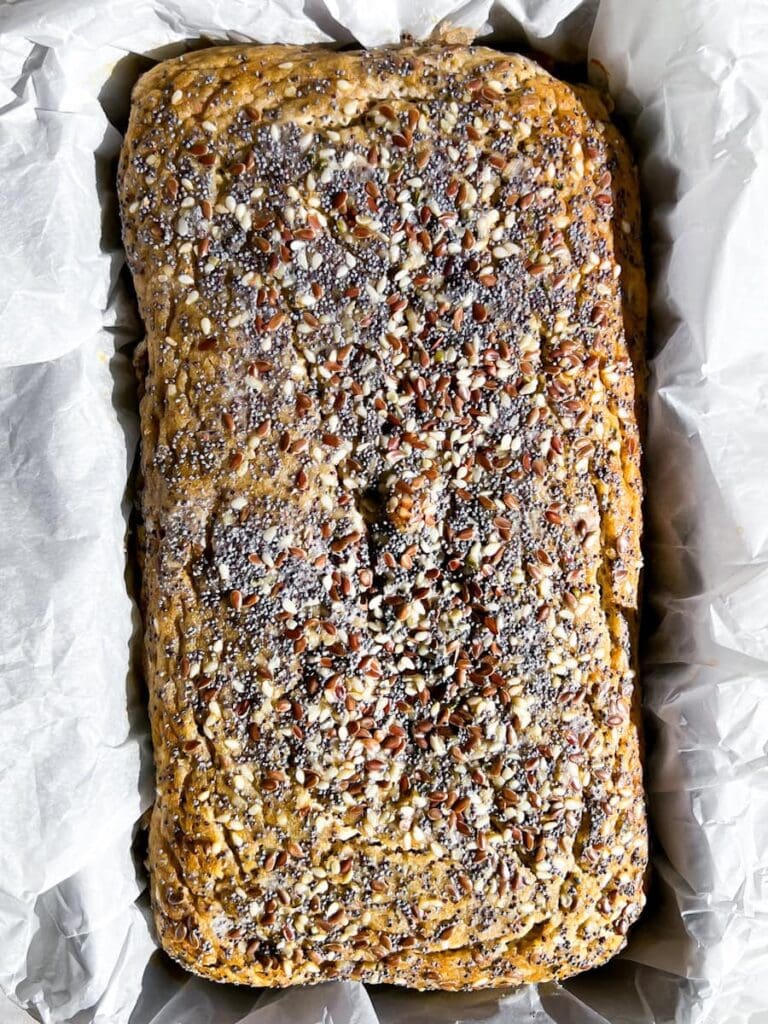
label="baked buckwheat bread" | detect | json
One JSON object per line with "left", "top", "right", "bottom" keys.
{"left": 119, "top": 41, "right": 647, "bottom": 990}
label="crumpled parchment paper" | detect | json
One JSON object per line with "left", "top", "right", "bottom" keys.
{"left": 1, "top": 0, "right": 766, "bottom": 1021}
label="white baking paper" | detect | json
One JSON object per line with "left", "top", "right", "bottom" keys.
{"left": 1, "top": 0, "right": 767, "bottom": 1021}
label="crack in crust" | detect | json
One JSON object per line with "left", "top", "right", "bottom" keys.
{"left": 119, "top": 41, "right": 648, "bottom": 990}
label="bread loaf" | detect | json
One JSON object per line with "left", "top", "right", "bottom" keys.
{"left": 118, "top": 41, "right": 647, "bottom": 990}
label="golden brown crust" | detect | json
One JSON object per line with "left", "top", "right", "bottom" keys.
{"left": 118, "top": 42, "right": 647, "bottom": 990}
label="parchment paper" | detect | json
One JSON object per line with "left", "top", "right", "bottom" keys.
{"left": 1, "top": 1, "right": 767, "bottom": 1021}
